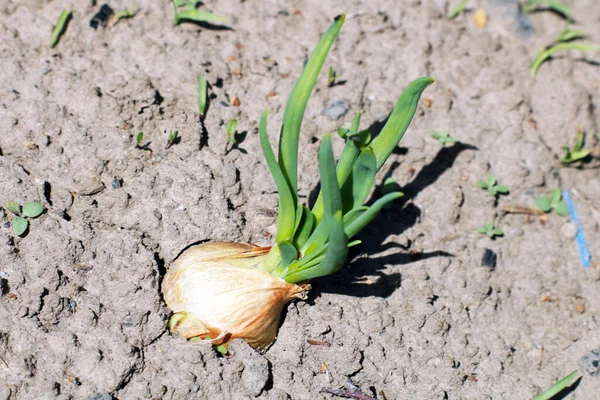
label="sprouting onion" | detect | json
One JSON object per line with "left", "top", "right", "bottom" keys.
{"left": 162, "top": 14, "right": 433, "bottom": 351}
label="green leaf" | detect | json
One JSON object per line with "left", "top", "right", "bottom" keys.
{"left": 553, "top": 201, "right": 570, "bottom": 217}
{"left": 487, "top": 231, "right": 495, "bottom": 238}
{"left": 531, "top": 43, "right": 600, "bottom": 76}
{"left": 477, "top": 227, "right": 487, "bottom": 234}
{"left": 341, "top": 148, "right": 377, "bottom": 212}
{"left": 286, "top": 134, "right": 348, "bottom": 283}
{"left": 12, "top": 216, "right": 28, "bottom": 236}
{"left": 492, "top": 228, "right": 503, "bottom": 236}
{"left": 476, "top": 181, "right": 488, "bottom": 189}
{"left": 22, "top": 202, "right": 44, "bottom": 218}
{"left": 370, "top": 77, "right": 434, "bottom": 170}
{"left": 278, "top": 14, "right": 345, "bottom": 198}
{"left": 292, "top": 206, "right": 315, "bottom": 249}
{"left": 197, "top": 74, "right": 207, "bottom": 117}
{"left": 277, "top": 241, "right": 298, "bottom": 274}
{"left": 574, "top": 132, "right": 584, "bottom": 152}
{"left": 448, "top": 0, "right": 468, "bottom": 19}
{"left": 312, "top": 114, "right": 363, "bottom": 223}
{"left": 215, "top": 344, "right": 228, "bottom": 355}
{"left": 382, "top": 178, "right": 401, "bottom": 210}
{"left": 342, "top": 207, "right": 368, "bottom": 229}
{"left": 495, "top": 185, "right": 509, "bottom": 194}
{"left": 136, "top": 131, "right": 144, "bottom": 146}
{"left": 50, "top": 9, "right": 71, "bottom": 48}
{"left": 533, "top": 370, "right": 578, "bottom": 400}
{"left": 174, "top": 8, "right": 227, "bottom": 26}
{"left": 535, "top": 197, "right": 552, "bottom": 213}
{"left": 562, "top": 149, "right": 591, "bottom": 163}
{"left": 259, "top": 110, "right": 296, "bottom": 242}
{"left": 557, "top": 26, "right": 584, "bottom": 42}
{"left": 167, "top": 130, "right": 179, "bottom": 149}
{"left": 227, "top": 119, "right": 238, "bottom": 143}
{"left": 523, "top": 0, "right": 572, "bottom": 20}
{"left": 550, "top": 189, "right": 562, "bottom": 204}
{"left": 443, "top": 136, "right": 456, "bottom": 144}
{"left": 6, "top": 200, "right": 20, "bottom": 215}
{"left": 344, "top": 192, "right": 404, "bottom": 239}
{"left": 488, "top": 187, "right": 498, "bottom": 196}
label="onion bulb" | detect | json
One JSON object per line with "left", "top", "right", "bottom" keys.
{"left": 161, "top": 14, "right": 433, "bottom": 351}
{"left": 163, "top": 242, "right": 310, "bottom": 350}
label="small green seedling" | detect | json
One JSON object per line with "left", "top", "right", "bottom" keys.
{"left": 5, "top": 201, "right": 44, "bottom": 236}
{"left": 136, "top": 131, "right": 144, "bottom": 147}
{"left": 173, "top": 0, "right": 227, "bottom": 26}
{"left": 556, "top": 24, "right": 584, "bottom": 42}
{"left": 50, "top": 9, "right": 71, "bottom": 48}
{"left": 531, "top": 43, "right": 600, "bottom": 76}
{"left": 523, "top": 0, "right": 572, "bottom": 21}
{"left": 197, "top": 73, "right": 207, "bottom": 118}
{"left": 327, "top": 66, "right": 342, "bottom": 87}
{"left": 448, "top": 0, "right": 468, "bottom": 19}
{"left": 113, "top": 3, "right": 136, "bottom": 26}
{"left": 226, "top": 119, "right": 238, "bottom": 143}
{"left": 533, "top": 370, "right": 578, "bottom": 400}
{"left": 166, "top": 130, "right": 179, "bottom": 149}
{"left": 477, "top": 223, "right": 503, "bottom": 238}
{"left": 431, "top": 130, "right": 456, "bottom": 145}
{"left": 535, "top": 189, "right": 569, "bottom": 217}
{"left": 561, "top": 131, "right": 591, "bottom": 163}
{"left": 477, "top": 175, "right": 509, "bottom": 197}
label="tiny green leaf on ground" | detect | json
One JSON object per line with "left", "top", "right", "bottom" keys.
{"left": 448, "top": 0, "right": 468, "bottom": 19}
{"left": 535, "top": 196, "right": 552, "bottom": 212}
{"left": 173, "top": 1, "right": 227, "bottom": 26}
{"left": 22, "top": 202, "right": 44, "bottom": 218}
{"left": 477, "top": 222, "right": 503, "bottom": 238}
{"left": 523, "top": 0, "right": 573, "bottom": 20}
{"left": 533, "top": 370, "right": 578, "bottom": 400}
{"left": 12, "top": 216, "right": 28, "bottom": 236}
{"left": 536, "top": 189, "right": 569, "bottom": 217}
{"left": 557, "top": 25, "right": 584, "bottom": 42}
{"left": 327, "top": 66, "right": 342, "bottom": 86}
{"left": 477, "top": 175, "right": 509, "bottom": 196}
{"left": 431, "top": 130, "right": 456, "bottom": 145}
{"left": 166, "top": 130, "right": 179, "bottom": 149}
{"left": 50, "top": 9, "right": 71, "bottom": 48}
{"left": 113, "top": 3, "right": 136, "bottom": 26}
{"left": 197, "top": 74, "right": 207, "bottom": 117}
{"left": 6, "top": 200, "right": 20, "bottom": 215}
{"left": 227, "top": 119, "right": 238, "bottom": 143}
{"left": 136, "top": 131, "right": 144, "bottom": 146}
{"left": 561, "top": 131, "right": 591, "bottom": 163}
{"left": 531, "top": 43, "right": 600, "bottom": 76}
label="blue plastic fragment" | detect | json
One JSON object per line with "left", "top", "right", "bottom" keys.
{"left": 563, "top": 190, "right": 591, "bottom": 268}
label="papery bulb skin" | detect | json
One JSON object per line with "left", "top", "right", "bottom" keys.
{"left": 162, "top": 242, "right": 310, "bottom": 350}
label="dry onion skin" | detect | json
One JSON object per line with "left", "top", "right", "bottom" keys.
{"left": 162, "top": 14, "right": 433, "bottom": 352}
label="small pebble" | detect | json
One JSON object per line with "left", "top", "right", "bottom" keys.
{"left": 580, "top": 348, "right": 600, "bottom": 376}
{"left": 560, "top": 222, "right": 577, "bottom": 240}
{"left": 111, "top": 177, "right": 123, "bottom": 189}
{"left": 473, "top": 8, "right": 488, "bottom": 28}
{"left": 481, "top": 248, "right": 497, "bottom": 269}
{"left": 321, "top": 99, "right": 350, "bottom": 120}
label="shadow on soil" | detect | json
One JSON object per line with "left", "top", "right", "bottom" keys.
{"left": 314, "top": 140, "right": 477, "bottom": 299}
